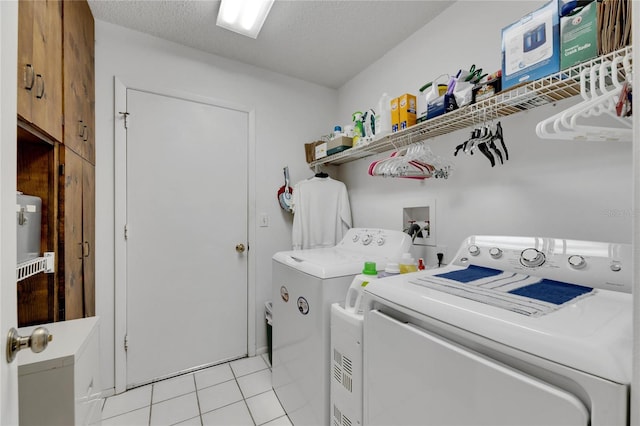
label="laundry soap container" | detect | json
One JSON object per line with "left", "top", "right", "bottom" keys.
{"left": 16, "top": 191, "right": 42, "bottom": 264}
{"left": 399, "top": 253, "right": 418, "bottom": 273}
{"left": 344, "top": 261, "right": 378, "bottom": 314}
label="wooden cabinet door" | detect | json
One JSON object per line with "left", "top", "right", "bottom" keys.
{"left": 17, "top": 0, "right": 63, "bottom": 142}
{"left": 82, "top": 162, "right": 95, "bottom": 316}
{"left": 17, "top": 0, "right": 34, "bottom": 124}
{"left": 59, "top": 147, "right": 94, "bottom": 320}
{"left": 59, "top": 147, "right": 84, "bottom": 320}
{"left": 63, "top": 0, "right": 95, "bottom": 164}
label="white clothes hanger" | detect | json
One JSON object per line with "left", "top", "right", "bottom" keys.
{"left": 536, "top": 52, "right": 632, "bottom": 141}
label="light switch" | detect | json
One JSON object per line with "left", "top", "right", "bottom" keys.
{"left": 259, "top": 213, "right": 269, "bottom": 227}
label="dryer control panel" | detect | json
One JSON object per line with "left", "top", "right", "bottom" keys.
{"left": 451, "top": 235, "right": 631, "bottom": 293}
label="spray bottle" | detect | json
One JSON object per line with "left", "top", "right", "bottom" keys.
{"left": 344, "top": 261, "right": 378, "bottom": 314}
{"left": 352, "top": 111, "right": 365, "bottom": 147}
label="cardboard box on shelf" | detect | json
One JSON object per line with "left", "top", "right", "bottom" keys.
{"left": 305, "top": 141, "right": 325, "bottom": 163}
{"left": 391, "top": 97, "right": 400, "bottom": 133}
{"left": 560, "top": 1, "right": 598, "bottom": 69}
{"left": 398, "top": 93, "right": 417, "bottom": 130}
{"left": 501, "top": 0, "right": 560, "bottom": 90}
{"left": 327, "top": 136, "right": 353, "bottom": 156}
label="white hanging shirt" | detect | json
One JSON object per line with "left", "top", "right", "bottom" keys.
{"left": 291, "top": 176, "right": 352, "bottom": 250}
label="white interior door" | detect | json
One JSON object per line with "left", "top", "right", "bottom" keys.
{"left": 124, "top": 88, "right": 249, "bottom": 388}
{"left": 1, "top": 2, "right": 19, "bottom": 424}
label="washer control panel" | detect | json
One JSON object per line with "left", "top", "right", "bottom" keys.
{"left": 338, "top": 228, "right": 412, "bottom": 257}
{"left": 452, "top": 235, "right": 631, "bottom": 293}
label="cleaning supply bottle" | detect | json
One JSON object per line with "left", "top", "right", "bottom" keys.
{"left": 344, "top": 261, "right": 378, "bottom": 314}
{"left": 352, "top": 111, "right": 365, "bottom": 147}
{"left": 378, "top": 262, "right": 400, "bottom": 278}
{"left": 398, "top": 253, "right": 418, "bottom": 273}
{"left": 418, "top": 258, "right": 426, "bottom": 270}
{"left": 375, "top": 92, "right": 392, "bottom": 139}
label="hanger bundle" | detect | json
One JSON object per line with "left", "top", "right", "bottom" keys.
{"left": 368, "top": 142, "right": 453, "bottom": 180}
{"left": 536, "top": 50, "right": 632, "bottom": 141}
{"left": 454, "top": 105, "right": 509, "bottom": 167}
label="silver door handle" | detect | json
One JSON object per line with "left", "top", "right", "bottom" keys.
{"left": 6, "top": 327, "right": 52, "bottom": 363}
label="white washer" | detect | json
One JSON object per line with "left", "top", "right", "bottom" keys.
{"left": 363, "top": 235, "right": 632, "bottom": 426}
{"left": 272, "top": 228, "right": 411, "bottom": 426}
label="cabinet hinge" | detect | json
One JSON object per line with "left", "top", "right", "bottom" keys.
{"left": 119, "top": 111, "right": 130, "bottom": 129}
{"left": 124, "top": 224, "right": 128, "bottom": 240}
{"left": 59, "top": 164, "right": 64, "bottom": 176}
{"left": 124, "top": 334, "right": 129, "bottom": 351}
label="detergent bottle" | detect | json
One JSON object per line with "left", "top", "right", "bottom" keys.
{"left": 374, "top": 92, "right": 392, "bottom": 139}
{"left": 344, "top": 261, "right": 378, "bottom": 314}
{"left": 398, "top": 253, "right": 418, "bottom": 273}
{"left": 352, "top": 111, "right": 365, "bottom": 147}
{"left": 378, "top": 262, "right": 401, "bottom": 278}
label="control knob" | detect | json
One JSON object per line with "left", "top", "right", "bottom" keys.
{"left": 568, "top": 255, "right": 586, "bottom": 269}
{"left": 352, "top": 234, "right": 359, "bottom": 243}
{"left": 610, "top": 262, "right": 622, "bottom": 272}
{"left": 361, "top": 234, "right": 372, "bottom": 245}
{"left": 376, "top": 235, "right": 386, "bottom": 246}
{"left": 468, "top": 245, "right": 480, "bottom": 256}
{"left": 520, "top": 248, "right": 545, "bottom": 267}
{"left": 489, "top": 247, "right": 503, "bottom": 259}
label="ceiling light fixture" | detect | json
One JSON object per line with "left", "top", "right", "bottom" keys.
{"left": 216, "top": 0, "right": 275, "bottom": 39}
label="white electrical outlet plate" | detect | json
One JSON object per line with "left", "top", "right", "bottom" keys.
{"left": 259, "top": 213, "right": 269, "bottom": 227}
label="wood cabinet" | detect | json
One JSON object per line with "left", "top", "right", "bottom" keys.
{"left": 63, "top": 0, "right": 95, "bottom": 164}
{"left": 16, "top": 0, "right": 95, "bottom": 325}
{"left": 59, "top": 147, "right": 95, "bottom": 320}
{"left": 16, "top": 131, "right": 58, "bottom": 326}
{"left": 17, "top": 0, "right": 63, "bottom": 143}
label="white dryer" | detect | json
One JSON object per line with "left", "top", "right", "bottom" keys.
{"left": 363, "top": 235, "right": 632, "bottom": 426}
{"left": 272, "top": 228, "right": 411, "bottom": 426}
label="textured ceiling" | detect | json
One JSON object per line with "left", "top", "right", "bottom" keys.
{"left": 87, "top": 0, "right": 454, "bottom": 89}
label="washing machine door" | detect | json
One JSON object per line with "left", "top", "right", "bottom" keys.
{"left": 364, "top": 310, "right": 589, "bottom": 426}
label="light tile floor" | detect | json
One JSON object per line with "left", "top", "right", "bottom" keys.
{"left": 101, "top": 353, "right": 291, "bottom": 426}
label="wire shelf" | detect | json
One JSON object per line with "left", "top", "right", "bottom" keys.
{"left": 310, "top": 46, "right": 632, "bottom": 167}
{"left": 17, "top": 252, "right": 54, "bottom": 282}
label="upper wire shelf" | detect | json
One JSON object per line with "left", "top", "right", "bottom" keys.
{"left": 310, "top": 46, "right": 633, "bottom": 167}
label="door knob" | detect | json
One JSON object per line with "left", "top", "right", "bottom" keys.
{"left": 6, "top": 327, "right": 52, "bottom": 363}
{"left": 235, "top": 243, "right": 246, "bottom": 253}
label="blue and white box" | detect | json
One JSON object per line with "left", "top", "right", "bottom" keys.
{"left": 501, "top": 1, "right": 560, "bottom": 90}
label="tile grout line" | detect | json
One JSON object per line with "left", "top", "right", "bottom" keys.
{"left": 231, "top": 363, "right": 259, "bottom": 426}
{"left": 192, "top": 374, "right": 204, "bottom": 426}
{"left": 148, "top": 384, "right": 154, "bottom": 426}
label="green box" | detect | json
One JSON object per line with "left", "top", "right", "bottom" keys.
{"left": 560, "top": 1, "right": 598, "bottom": 69}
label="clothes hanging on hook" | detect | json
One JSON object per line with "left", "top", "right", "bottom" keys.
{"left": 291, "top": 176, "right": 352, "bottom": 250}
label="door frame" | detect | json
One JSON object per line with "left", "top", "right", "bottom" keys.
{"left": 1, "top": 2, "right": 19, "bottom": 423}
{"left": 113, "top": 77, "right": 257, "bottom": 394}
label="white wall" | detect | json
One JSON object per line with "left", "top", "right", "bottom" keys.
{"left": 94, "top": 21, "right": 338, "bottom": 392}
{"left": 335, "top": 0, "right": 632, "bottom": 264}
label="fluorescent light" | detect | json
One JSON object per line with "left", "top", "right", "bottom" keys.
{"left": 217, "top": 0, "right": 275, "bottom": 39}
